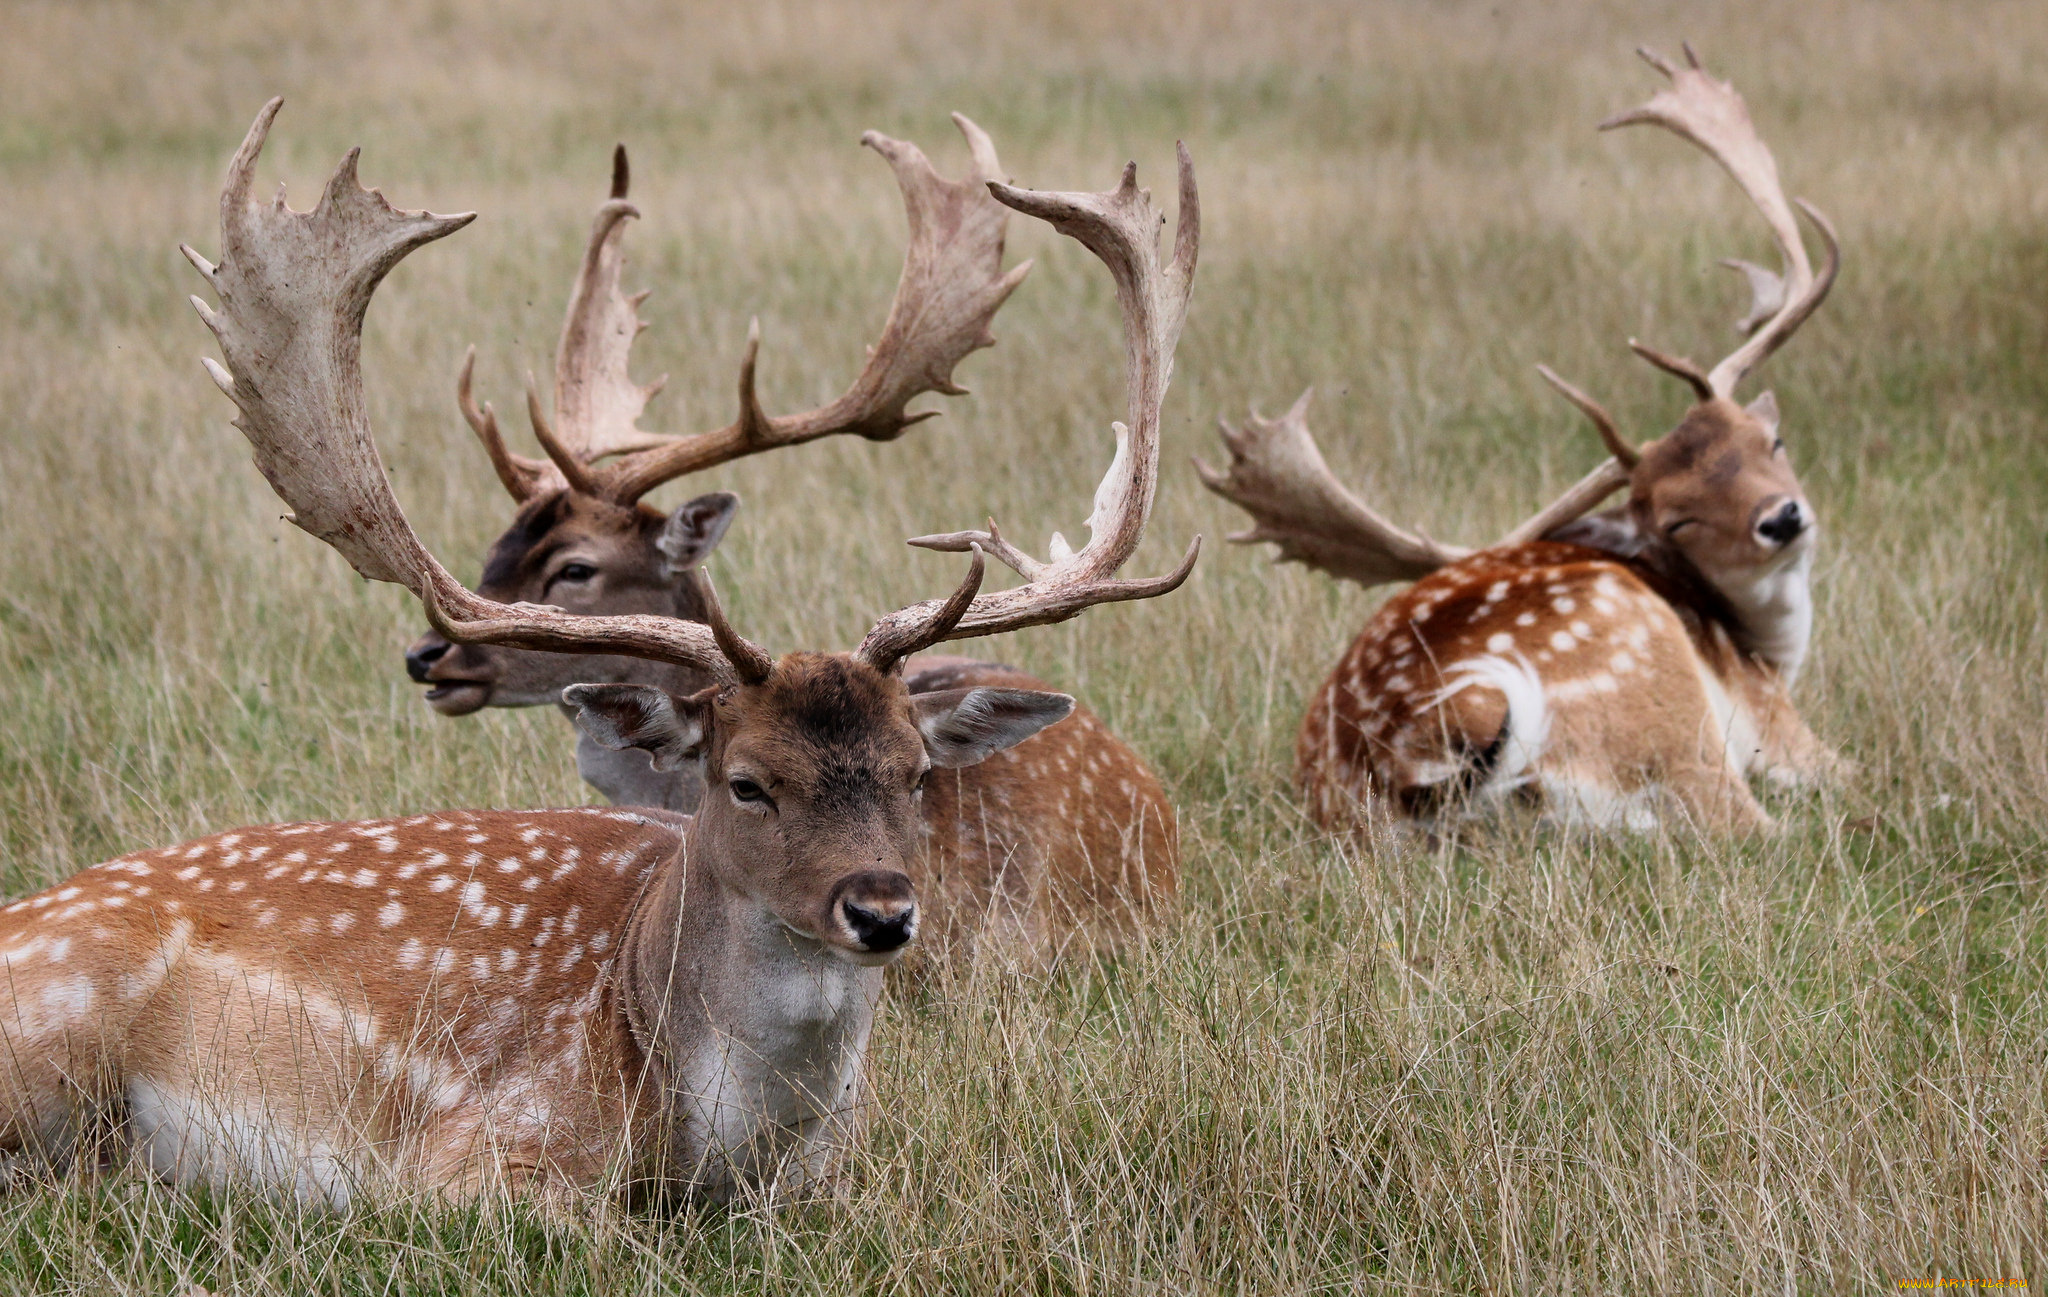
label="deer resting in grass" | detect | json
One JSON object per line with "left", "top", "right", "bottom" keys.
{"left": 0, "top": 100, "right": 1198, "bottom": 1206}
{"left": 401, "top": 133, "right": 1177, "bottom": 961}
{"left": 1201, "top": 46, "right": 1843, "bottom": 833}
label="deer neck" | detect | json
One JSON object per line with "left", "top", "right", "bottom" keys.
{"left": 1637, "top": 542, "right": 1815, "bottom": 685}
{"left": 557, "top": 583, "right": 719, "bottom": 810}
{"left": 1707, "top": 544, "right": 1815, "bottom": 683}
{"left": 610, "top": 826, "right": 882, "bottom": 1191}
{"left": 1559, "top": 511, "right": 1815, "bottom": 684}
{"left": 571, "top": 724, "right": 703, "bottom": 812}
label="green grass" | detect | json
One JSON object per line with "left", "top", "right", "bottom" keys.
{"left": 2, "top": 0, "right": 2046, "bottom": 1289}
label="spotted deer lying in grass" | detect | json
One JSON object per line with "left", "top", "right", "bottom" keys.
{"left": 1201, "top": 46, "right": 1843, "bottom": 833}
{"left": 401, "top": 134, "right": 1177, "bottom": 961}
{"left": 0, "top": 100, "right": 1198, "bottom": 1207}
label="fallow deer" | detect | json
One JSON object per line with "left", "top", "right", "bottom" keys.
{"left": 1201, "top": 46, "right": 1843, "bottom": 833}
{"left": 402, "top": 132, "right": 1180, "bottom": 961}
{"left": 0, "top": 100, "right": 1198, "bottom": 1207}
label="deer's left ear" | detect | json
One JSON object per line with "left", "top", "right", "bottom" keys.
{"left": 912, "top": 688, "right": 1074, "bottom": 769}
{"left": 1746, "top": 391, "right": 1780, "bottom": 438}
{"left": 656, "top": 492, "right": 740, "bottom": 576}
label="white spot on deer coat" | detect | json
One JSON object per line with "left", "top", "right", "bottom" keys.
{"left": 40, "top": 978, "right": 93, "bottom": 1015}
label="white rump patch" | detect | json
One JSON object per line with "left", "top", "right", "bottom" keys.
{"left": 1428, "top": 654, "right": 1552, "bottom": 802}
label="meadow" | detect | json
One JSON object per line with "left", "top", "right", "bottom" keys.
{"left": 1, "top": 0, "right": 2045, "bottom": 1289}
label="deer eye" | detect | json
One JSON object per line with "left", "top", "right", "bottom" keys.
{"left": 913, "top": 767, "right": 931, "bottom": 793}
{"left": 729, "top": 777, "right": 770, "bottom": 806}
{"left": 1664, "top": 519, "right": 1696, "bottom": 538}
{"left": 1771, "top": 438, "right": 1785, "bottom": 455}
{"left": 555, "top": 562, "right": 598, "bottom": 584}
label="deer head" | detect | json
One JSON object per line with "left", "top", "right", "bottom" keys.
{"left": 568, "top": 657, "right": 1067, "bottom": 962}
{"left": 186, "top": 101, "right": 1198, "bottom": 965}
{"left": 1201, "top": 44, "right": 1834, "bottom": 673}
{"left": 407, "top": 129, "right": 1030, "bottom": 716}
{"left": 1535, "top": 44, "right": 1838, "bottom": 671}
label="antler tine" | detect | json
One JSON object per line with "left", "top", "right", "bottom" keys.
{"left": 1625, "top": 339, "right": 1714, "bottom": 401}
{"left": 187, "top": 99, "right": 749, "bottom": 686}
{"left": 856, "top": 545, "right": 986, "bottom": 675}
{"left": 1712, "top": 198, "right": 1838, "bottom": 390}
{"left": 856, "top": 144, "right": 1203, "bottom": 665}
{"left": 456, "top": 346, "right": 551, "bottom": 501}
{"left": 524, "top": 371, "right": 608, "bottom": 497}
{"left": 681, "top": 567, "right": 773, "bottom": 684}
{"left": 454, "top": 145, "right": 669, "bottom": 500}
{"left": 596, "top": 114, "right": 1033, "bottom": 504}
{"left": 1534, "top": 364, "right": 1640, "bottom": 468}
{"left": 1601, "top": 44, "right": 1836, "bottom": 398}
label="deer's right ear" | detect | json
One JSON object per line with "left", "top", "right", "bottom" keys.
{"left": 656, "top": 492, "right": 740, "bottom": 576}
{"left": 562, "top": 684, "right": 711, "bottom": 771}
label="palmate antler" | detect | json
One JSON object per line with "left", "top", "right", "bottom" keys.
{"left": 188, "top": 101, "right": 1194, "bottom": 684}
{"left": 1529, "top": 46, "right": 1843, "bottom": 466}
{"left": 462, "top": 119, "right": 1031, "bottom": 506}
{"left": 857, "top": 149, "right": 1203, "bottom": 667}
{"left": 1595, "top": 43, "right": 1841, "bottom": 403}
{"left": 1194, "top": 391, "right": 1627, "bottom": 589}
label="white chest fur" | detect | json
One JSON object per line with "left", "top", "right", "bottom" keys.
{"left": 673, "top": 933, "right": 880, "bottom": 1197}
{"left": 1714, "top": 544, "right": 1815, "bottom": 682}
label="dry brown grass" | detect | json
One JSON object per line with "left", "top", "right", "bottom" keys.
{"left": 1, "top": 0, "right": 2045, "bottom": 1290}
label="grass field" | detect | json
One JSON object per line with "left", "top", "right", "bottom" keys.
{"left": 3, "top": 0, "right": 2046, "bottom": 1289}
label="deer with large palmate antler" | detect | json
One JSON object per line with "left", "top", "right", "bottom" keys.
{"left": 1202, "top": 45, "right": 1843, "bottom": 833}
{"left": 402, "top": 133, "right": 1177, "bottom": 962}
{"left": 0, "top": 101, "right": 1197, "bottom": 1207}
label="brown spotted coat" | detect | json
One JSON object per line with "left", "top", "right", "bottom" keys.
{"left": 1298, "top": 540, "right": 1833, "bottom": 832}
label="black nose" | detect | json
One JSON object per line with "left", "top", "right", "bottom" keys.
{"left": 1757, "top": 500, "right": 1805, "bottom": 545}
{"left": 405, "top": 639, "right": 449, "bottom": 684}
{"left": 842, "top": 899, "right": 916, "bottom": 952}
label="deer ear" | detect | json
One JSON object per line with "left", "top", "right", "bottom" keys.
{"left": 656, "top": 492, "right": 740, "bottom": 576}
{"left": 1745, "top": 390, "right": 1780, "bottom": 437}
{"left": 562, "top": 684, "right": 711, "bottom": 771}
{"left": 912, "top": 687, "right": 1074, "bottom": 769}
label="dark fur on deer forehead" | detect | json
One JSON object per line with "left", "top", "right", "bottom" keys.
{"left": 1632, "top": 399, "right": 1774, "bottom": 495}
{"left": 713, "top": 653, "right": 920, "bottom": 782}
{"left": 747, "top": 653, "right": 911, "bottom": 744}
{"left": 477, "top": 488, "right": 665, "bottom": 590}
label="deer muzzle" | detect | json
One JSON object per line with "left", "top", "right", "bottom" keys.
{"left": 1754, "top": 498, "right": 1808, "bottom": 548}
{"left": 826, "top": 870, "right": 919, "bottom": 963}
{"left": 407, "top": 631, "right": 495, "bottom": 715}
